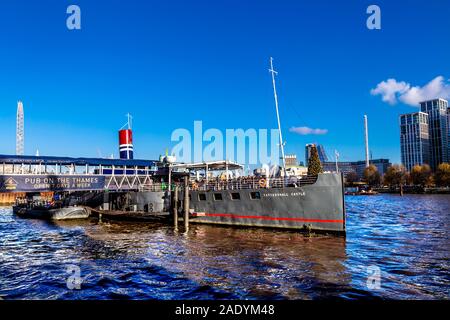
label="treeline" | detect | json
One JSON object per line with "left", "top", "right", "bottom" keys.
{"left": 346, "top": 163, "right": 450, "bottom": 187}
{"left": 306, "top": 144, "right": 450, "bottom": 188}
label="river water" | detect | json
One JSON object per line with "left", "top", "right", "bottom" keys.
{"left": 0, "top": 194, "right": 448, "bottom": 300}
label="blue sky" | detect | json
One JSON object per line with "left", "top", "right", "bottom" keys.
{"left": 0, "top": 0, "right": 449, "bottom": 165}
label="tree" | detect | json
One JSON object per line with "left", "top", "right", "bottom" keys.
{"left": 383, "top": 164, "right": 407, "bottom": 187}
{"left": 363, "top": 164, "right": 381, "bottom": 187}
{"left": 435, "top": 163, "right": 450, "bottom": 187}
{"left": 307, "top": 144, "right": 323, "bottom": 176}
{"left": 410, "top": 164, "right": 432, "bottom": 187}
{"left": 345, "top": 171, "right": 359, "bottom": 185}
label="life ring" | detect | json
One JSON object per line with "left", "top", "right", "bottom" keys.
{"left": 191, "top": 182, "right": 199, "bottom": 190}
{"left": 259, "top": 178, "right": 267, "bottom": 188}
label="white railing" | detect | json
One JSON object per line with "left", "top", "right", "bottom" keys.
{"left": 138, "top": 183, "right": 170, "bottom": 192}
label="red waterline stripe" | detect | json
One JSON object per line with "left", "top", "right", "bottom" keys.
{"left": 203, "top": 213, "right": 344, "bottom": 224}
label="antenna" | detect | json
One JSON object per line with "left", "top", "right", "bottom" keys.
{"left": 364, "top": 115, "right": 370, "bottom": 168}
{"left": 269, "top": 57, "right": 286, "bottom": 176}
{"left": 16, "top": 101, "right": 24, "bottom": 155}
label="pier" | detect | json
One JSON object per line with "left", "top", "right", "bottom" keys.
{"left": 0, "top": 154, "right": 159, "bottom": 198}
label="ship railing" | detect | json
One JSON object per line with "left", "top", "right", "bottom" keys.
{"left": 139, "top": 183, "right": 171, "bottom": 192}
{"left": 188, "top": 176, "right": 318, "bottom": 191}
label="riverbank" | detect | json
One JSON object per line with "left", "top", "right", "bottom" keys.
{"left": 373, "top": 187, "right": 450, "bottom": 194}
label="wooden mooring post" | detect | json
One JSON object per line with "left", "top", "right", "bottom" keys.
{"left": 173, "top": 185, "right": 178, "bottom": 229}
{"left": 183, "top": 176, "right": 190, "bottom": 230}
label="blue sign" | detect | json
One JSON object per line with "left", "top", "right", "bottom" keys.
{"left": 0, "top": 175, "right": 106, "bottom": 193}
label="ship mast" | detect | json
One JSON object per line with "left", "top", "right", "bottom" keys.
{"left": 120, "top": 113, "right": 133, "bottom": 130}
{"left": 269, "top": 57, "right": 286, "bottom": 176}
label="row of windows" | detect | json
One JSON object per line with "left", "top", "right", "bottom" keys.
{"left": 197, "top": 191, "right": 261, "bottom": 201}
{"left": 400, "top": 113, "right": 428, "bottom": 125}
{"left": 420, "top": 99, "right": 448, "bottom": 112}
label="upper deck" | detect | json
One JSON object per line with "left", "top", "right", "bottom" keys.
{"left": 0, "top": 154, "right": 159, "bottom": 192}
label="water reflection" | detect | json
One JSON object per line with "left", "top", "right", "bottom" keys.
{"left": 0, "top": 194, "right": 449, "bottom": 299}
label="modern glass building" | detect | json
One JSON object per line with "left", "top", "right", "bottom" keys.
{"left": 419, "top": 99, "right": 449, "bottom": 171}
{"left": 322, "top": 159, "right": 391, "bottom": 180}
{"left": 400, "top": 112, "right": 430, "bottom": 172}
{"left": 448, "top": 107, "right": 450, "bottom": 162}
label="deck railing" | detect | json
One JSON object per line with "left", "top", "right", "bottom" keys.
{"left": 188, "top": 176, "right": 318, "bottom": 191}
{"left": 136, "top": 176, "right": 319, "bottom": 193}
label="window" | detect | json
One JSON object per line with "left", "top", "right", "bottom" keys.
{"left": 213, "top": 193, "right": 223, "bottom": 201}
{"left": 198, "top": 193, "right": 206, "bottom": 201}
{"left": 250, "top": 192, "right": 261, "bottom": 200}
{"left": 231, "top": 193, "right": 240, "bottom": 200}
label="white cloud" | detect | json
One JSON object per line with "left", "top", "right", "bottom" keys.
{"left": 289, "top": 126, "right": 328, "bottom": 135}
{"left": 371, "top": 76, "right": 450, "bottom": 106}
{"left": 370, "top": 79, "right": 410, "bottom": 104}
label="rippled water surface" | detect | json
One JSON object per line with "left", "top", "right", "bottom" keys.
{"left": 1, "top": 194, "right": 449, "bottom": 299}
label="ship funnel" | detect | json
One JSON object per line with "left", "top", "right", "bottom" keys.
{"left": 119, "top": 113, "right": 134, "bottom": 160}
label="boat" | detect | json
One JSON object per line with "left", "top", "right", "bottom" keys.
{"left": 13, "top": 204, "right": 90, "bottom": 220}
{"left": 159, "top": 58, "right": 345, "bottom": 234}
{"left": 11, "top": 58, "right": 345, "bottom": 234}
{"left": 12, "top": 193, "right": 92, "bottom": 220}
{"left": 184, "top": 172, "right": 345, "bottom": 234}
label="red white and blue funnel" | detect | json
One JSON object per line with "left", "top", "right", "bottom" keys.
{"left": 119, "top": 114, "right": 134, "bottom": 160}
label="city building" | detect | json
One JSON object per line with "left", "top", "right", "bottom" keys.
{"left": 305, "top": 144, "right": 328, "bottom": 165}
{"left": 322, "top": 161, "right": 355, "bottom": 177}
{"left": 399, "top": 112, "right": 430, "bottom": 172}
{"left": 322, "top": 159, "right": 392, "bottom": 180}
{"left": 419, "top": 98, "right": 449, "bottom": 170}
{"left": 317, "top": 145, "right": 328, "bottom": 163}
{"left": 285, "top": 154, "right": 298, "bottom": 167}
{"left": 284, "top": 154, "right": 308, "bottom": 176}
{"left": 448, "top": 107, "right": 450, "bottom": 161}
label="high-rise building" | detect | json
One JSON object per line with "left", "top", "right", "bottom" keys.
{"left": 419, "top": 99, "right": 448, "bottom": 170}
{"left": 448, "top": 107, "right": 450, "bottom": 162}
{"left": 305, "top": 144, "right": 313, "bottom": 165}
{"left": 322, "top": 159, "right": 391, "bottom": 179}
{"left": 316, "top": 145, "right": 328, "bottom": 163}
{"left": 285, "top": 154, "right": 298, "bottom": 167}
{"left": 305, "top": 144, "right": 328, "bottom": 165}
{"left": 16, "top": 101, "right": 24, "bottom": 156}
{"left": 399, "top": 112, "right": 430, "bottom": 172}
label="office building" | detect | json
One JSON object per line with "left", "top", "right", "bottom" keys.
{"left": 322, "top": 159, "right": 391, "bottom": 180}
{"left": 448, "top": 107, "right": 450, "bottom": 161}
{"left": 399, "top": 112, "right": 430, "bottom": 172}
{"left": 419, "top": 98, "right": 448, "bottom": 170}
{"left": 285, "top": 154, "right": 298, "bottom": 167}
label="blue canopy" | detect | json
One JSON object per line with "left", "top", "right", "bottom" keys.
{"left": 0, "top": 154, "right": 157, "bottom": 167}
